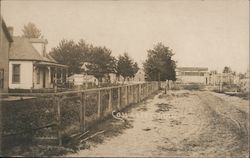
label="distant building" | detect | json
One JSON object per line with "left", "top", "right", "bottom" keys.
{"left": 0, "top": 18, "right": 13, "bottom": 93}
{"left": 239, "top": 69, "right": 249, "bottom": 92}
{"left": 8, "top": 31, "right": 68, "bottom": 90}
{"left": 108, "top": 73, "right": 118, "bottom": 84}
{"left": 133, "top": 69, "right": 146, "bottom": 82}
{"left": 68, "top": 74, "right": 98, "bottom": 85}
{"left": 208, "top": 71, "right": 239, "bottom": 86}
{"left": 175, "top": 67, "right": 209, "bottom": 84}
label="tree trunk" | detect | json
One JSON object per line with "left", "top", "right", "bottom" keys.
{"left": 158, "top": 72, "right": 161, "bottom": 89}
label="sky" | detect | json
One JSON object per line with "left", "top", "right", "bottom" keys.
{"left": 1, "top": 0, "right": 249, "bottom": 73}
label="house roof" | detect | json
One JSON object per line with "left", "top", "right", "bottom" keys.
{"left": 176, "top": 67, "right": 208, "bottom": 72}
{"left": 1, "top": 17, "right": 13, "bottom": 42}
{"left": 9, "top": 36, "right": 55, "bottom": 63}
{"left": 29, "top": 38, "right": 48, "bottom": 44}
{"left": 35, "top": 61, "right": 68, "bottom": 68}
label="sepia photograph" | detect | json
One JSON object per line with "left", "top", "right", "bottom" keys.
{"left": 0, "top": 0, "right": 249, "bottom": 157}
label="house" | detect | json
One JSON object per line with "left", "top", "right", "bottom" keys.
{"left": 8, "top": 31, "right": 68, "bottom": 90}
{"left": 175, "top": 67, "right": 209, "bottom": 84}
{"left": 108, "top": 73, "right": 118, "bottom": 84}
{"left": 239, "top": 69, "right": 249, "bottom": 92}
{"left": 68, "top": 74, "right": 98, "bottom": 85}
{"left": 133, "top": 69, "right": 146, "bottom": 82}
{"left": 208, "top": 71, "right": 239, "bottom": 86}
{"left": 0, "top": 18, "right": 13, "bottom": 93}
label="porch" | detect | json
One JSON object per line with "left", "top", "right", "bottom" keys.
{"left": 33, "top": 62, "right": 68, "bottom": 91}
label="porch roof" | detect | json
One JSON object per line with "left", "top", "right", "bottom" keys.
{"left": 35, "top": 61, "right": 68, "bottom": 68}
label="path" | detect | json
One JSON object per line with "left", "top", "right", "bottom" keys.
{"left": 69, "top": 90, "right": 249, "bottom": 157}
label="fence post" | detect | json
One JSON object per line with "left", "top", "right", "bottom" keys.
{"left": 126, "top": 86, "right": 128, "bottom": 105}
{"left": 0, "top": 96, "right": 2, "bottom": 156}
{"left": 79, "top": 93, "right": 83, "bottom": 131}
{"left": 147, "top": 82, "right": 149, "bottom": 97}
{"left": 134, "top": 85, "right": 136, "bottom": 103}
{"left": 117, "top": 87, "right": 121, "bottom": 109}
{"left": 80, "top": 92, "right": 85, "bottom": 131}
{"left": 98, "top": 90, "right": 101, "bottom": 117}
{"left": 108, "top": 89, "right": 112, "bottom": 111}
{"left": 138, "top": 84, "right": 141, "bottom": 102}
{"left": 56, "top": 95, "right": 62, "bottom": 146}
{"left": 131, "top": 85, "right": 134, "bottom": 103}
{"left": 83, "top": 93, "right": 86, "bottom": 131}
{"left": 135, "top": 85, "right": 137, "bottom": 103}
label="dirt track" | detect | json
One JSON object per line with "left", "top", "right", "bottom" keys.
{"left": 69, "top": 90, "right": 249, "bottom": 157}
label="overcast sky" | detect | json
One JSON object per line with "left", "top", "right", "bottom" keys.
{"left": 1, "top": 0, "right": 249, "bottom": 73}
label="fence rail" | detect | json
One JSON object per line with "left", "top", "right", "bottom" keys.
{"left": 1, "top": 82, "right": 159, "bottom": 149}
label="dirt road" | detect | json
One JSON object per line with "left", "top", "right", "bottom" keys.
{"left": 69, "top": 90, "right": 249, "bottom": 157}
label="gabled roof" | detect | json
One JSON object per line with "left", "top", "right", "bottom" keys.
{"left": 176, "top": 67, "right": 208, "bottom": 72}
{"left": 1, "top": 17, "right": 13, "bottom": 42}
{"left": 29, "top": 38, "right": 48, "bottom": 44}
{"left": 9, "top": 36, "right": 54, "bottom": 63}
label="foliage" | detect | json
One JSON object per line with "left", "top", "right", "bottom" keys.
{"left": 84, "top": 46, "right": 116, "bottom": 82}
{"left": 238, "top": 73, "right": 245, "bottom": 79}
{"left": 49, "top": 39, "right": 88, "bottom": 75}
{"left": 22, "top": 22, "right": 42, "bottom": 38}
{"left": 223, "top": 66, "right": 232, "bottom": 73}
{"left": 143, "top": 42, "right": 176, "bottom": 81}
{"left": 116, "top": 53, "right": 139, "bottom": 81}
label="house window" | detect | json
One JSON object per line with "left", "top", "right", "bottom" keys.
{"left": 0, "top": 69, "right": 4, "bottom": 89}
{"left": 12, "top": 64, "right": 20, "bottom": 83}
{"left": 37, "top": 68, "right": 40, "bottom": 84}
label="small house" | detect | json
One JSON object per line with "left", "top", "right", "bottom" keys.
{"left": 133, "top": 69, "right": 146, "bottom": 82}
{"left": 9, "top": 32, "right": 68, "bottom": 90}
{"left": 176, "top": 67, "right": 209, "bottom": 84}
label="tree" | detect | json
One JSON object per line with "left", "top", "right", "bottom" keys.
{"left": 143, "top": 42, "right": 176, "bottom": 81}
{"left": 49, "top": 39, "right": 84, "bottom": 75}
{"left": 238, "top": 73, "right": 245, "bottom": 79}
{"left": 223, "top": 66, "right": 232, "bottom": 73}
{"left": 117, "top": 53, "right": 139, "bottom": 82}
{"left": 85, "top": 46, "right": 116, "bottom": 83}
{"left": 22, "top": 22, "right": 42, "bottom": 38}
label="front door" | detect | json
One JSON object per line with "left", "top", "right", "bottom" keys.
{"left": 0, "top": 69, "right": 4, "bottom": 90}
{"left": 43, "top": 70, "right": 46, "bottom": 88}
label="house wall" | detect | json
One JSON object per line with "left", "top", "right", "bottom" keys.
{"left": 68, "top": 74, "right": 98, "bottom": 85}
{"left": 176, "top": 70, "right": 208, "bottom": 84}
{"left": 178, "top": 75, "right": 207, "bottom": 84}
{"left": 0, "top": 25, "right": 10, "bottom": 93}
{"left": 109, "top": 73, "right": 117, "bottom": 83}
{"left": 9, "top": 61, "right": 33, "bottom": 89}
{"left": 133, "top": 70, "right": 145, "bottom": 82}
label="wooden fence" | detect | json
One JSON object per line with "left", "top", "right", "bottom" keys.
{"left": 1, "top": 82, "right": 159, "bottom": 150}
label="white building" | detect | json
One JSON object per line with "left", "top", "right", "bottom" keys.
{"left": 176, "top": 67, "right": 209, "bottom": 84}
{"left": 9, "top": 36, "right": 68, "bottom": 90}
{"left": 68, "top": 74, "right": 98, "bottom": 86}
{"left": 208, "top": 71, "right": 239, "bottom": 86}
{"left": 133, "top": 69, "right": 145, "bottom": 82}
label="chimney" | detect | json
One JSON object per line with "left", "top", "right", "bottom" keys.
{"left": 7, "top": 26, "right": 13, "bottom": 37}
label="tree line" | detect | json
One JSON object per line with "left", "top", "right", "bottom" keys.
{"left": 22, "top": 22, "right": 177, "bottom": 83}
{"left": 49, "top": 39, "right": 140, "bottom": 83}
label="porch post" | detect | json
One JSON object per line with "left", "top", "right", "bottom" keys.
{"left": 48, "top": 67, "right": 51, "bottom": 86}
{"left": 54, "top": 67, "right": 58, "bottom": 92}
{"left": 60, "top": 68, "right": 63, "bottom": 85}
{"left": 32, "top": 65, "right": 36, "bottom": 90}
{"left": 66, "top": 68, "right": 69, "bottom": 88}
